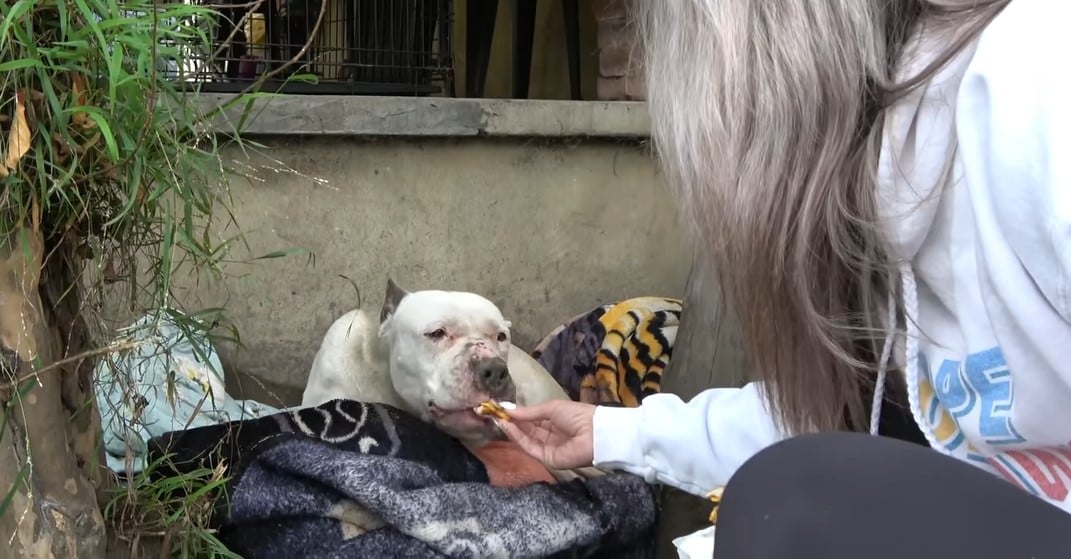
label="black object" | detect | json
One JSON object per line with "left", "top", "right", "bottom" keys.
{"left": 714, "top": 432, "right": 1071, "bottom": 559}
{"left": 467, "top": 0, "right": 582, "bottom": 99}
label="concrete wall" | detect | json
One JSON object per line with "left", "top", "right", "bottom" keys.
{"left": 156, "top": 96, "right": 692, "bottom": 405}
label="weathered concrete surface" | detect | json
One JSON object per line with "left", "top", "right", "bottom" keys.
{"left": 158, "top": 136, "right": 689, "bottom": 401}
{"left": 198, "top": 94, "right": 650, "bottom": 138}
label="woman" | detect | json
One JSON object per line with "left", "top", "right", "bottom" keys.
{"left": 499, "top": 1, "right": 1071, "bottom": 557}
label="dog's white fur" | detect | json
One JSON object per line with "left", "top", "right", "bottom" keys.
{"left": 302, "top": 279, "right": 571, "bottom": 445}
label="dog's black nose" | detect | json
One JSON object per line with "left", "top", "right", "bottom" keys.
{"left": 475, "top": 356, "right": 510, "bottom": 392}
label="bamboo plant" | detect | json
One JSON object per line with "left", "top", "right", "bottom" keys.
{"left": 0, "top": 0, "right": 317, "bottom": 555}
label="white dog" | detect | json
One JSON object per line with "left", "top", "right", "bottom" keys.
{"left": 302, "top": 278, "right": 571, "bottom": 446}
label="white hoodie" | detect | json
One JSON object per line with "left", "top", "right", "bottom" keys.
{"left": 593, "top": 0, "right": 1071, "bottom": 515}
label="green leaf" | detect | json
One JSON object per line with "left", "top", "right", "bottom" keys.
{"left": 287, "top": 73, "right": 319, "bottom": 84}
{"left": 0, "top": 1, "right": 324, "bottom": 549}
{"left": 0, "top": 58, "right": 41, "bottom": 71}
{"left": 0, "top": 462, "right": 30, "bottom": 519}
{"left": 85, "top": 111, "right": 120, "bottom": 163}
{"left": 0, "top": 0, "right": 34, "bottom": 51}
{"left": 0, "top": 379, "right": 37, "bottom": 448}
{"left": 157, "top": 218, "right": 176, "bottom": 307}
{"left": 106, "top": 42, "right": 125, "bottom": 102}
{"left": 71, "top": 0, "right": 108, "bottom": 55}
{"left": 56, "top": 0, "right": 70, "bottom": 38}
{"left": 35, "top": 73, "right": 65, "bottom": 127}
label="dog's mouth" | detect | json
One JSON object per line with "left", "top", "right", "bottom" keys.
{"left": 429, "top": 403, "right": 487, "bottom": 422}
{"left": 427, "top": 402, "right": 508, "bottom": 437}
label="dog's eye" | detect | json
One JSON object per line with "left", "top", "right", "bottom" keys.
{"left": 426, "top": 328, "right": 447, "bottom": 340}
{"left": 496, "top": 332, "right": 508, "bottom": 342}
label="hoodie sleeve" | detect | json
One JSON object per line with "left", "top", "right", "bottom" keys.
{"left": 591, "top": 382, "right": 788, "bottom": 497}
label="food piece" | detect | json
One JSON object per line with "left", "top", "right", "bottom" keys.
{"left": 475, "top": 400, "right": 511, "bottom": 421}
{"left": 706, "top": 487, "right": 724, "bottom": 524}
{"left": 474, "top": 400, "right": 513, "bottom": 421}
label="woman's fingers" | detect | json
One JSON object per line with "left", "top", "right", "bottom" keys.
{"left": 499, "top": 400, "right": 593, "bottom": 469}
{"left": 512, "top": 418, "right": 548, "bottom": 440}
{"left": 497, "top": 420, "right": 549, "bottom": 461}
{"left": 504, "top": 401, "right": 560, "bottom": 422}
{"left": 501, "top": 402, "right": 548, "bottom": 419}
{"left": 501, "top": 417, "right": 553, "bottom": 445}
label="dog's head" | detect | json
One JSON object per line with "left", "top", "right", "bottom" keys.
{"left": 378, "top": 278, "right": 517, "bottom": 442}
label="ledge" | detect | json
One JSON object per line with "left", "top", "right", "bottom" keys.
{"left": 197, "top": 94, "right": 650, "bottom": 139}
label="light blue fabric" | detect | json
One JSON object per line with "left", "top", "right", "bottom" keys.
{"left": 94, "top": 311, "right": 282, "bottom": 474}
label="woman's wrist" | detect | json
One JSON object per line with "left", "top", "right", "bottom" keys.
{"left": 591, "top": 405, "right": 646, "bottom": 469}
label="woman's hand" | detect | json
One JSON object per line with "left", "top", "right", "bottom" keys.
{"left": 496, "top": 400, "right": 597, "bottom": 470}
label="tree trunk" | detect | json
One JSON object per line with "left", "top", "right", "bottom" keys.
{"left": 0, "top": 228, "right": 106, "bottom": 559}
{"left": 662, "top": 243, "right": 747, "bottom": 399}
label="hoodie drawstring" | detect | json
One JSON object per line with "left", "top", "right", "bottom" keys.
{"left": 871, "top": 261, "right": 926, "bottom": 437}
{"left": 890, "top": 260, "right": 944, "bottom": 450}
{"left": 870, "top": 286, "right": 897, "bottom": 435}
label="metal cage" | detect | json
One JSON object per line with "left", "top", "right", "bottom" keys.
{"left": 190, "top": 0, "right": 453, "bottom": 96}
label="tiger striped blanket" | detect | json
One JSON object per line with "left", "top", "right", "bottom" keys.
{"left": 532, "top": 297, "right": 683, "bottom": 407}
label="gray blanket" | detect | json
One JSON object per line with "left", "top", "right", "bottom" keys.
{"left": 149, "top": 399, "right": 660, "bottom": 558}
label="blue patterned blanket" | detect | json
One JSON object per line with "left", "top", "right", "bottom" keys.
{"left": 148, "top": 399, "right": 660, "bottom": 558}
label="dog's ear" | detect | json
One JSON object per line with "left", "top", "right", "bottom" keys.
{"left": 380, "top": 277, "right": 410, "bottom": 323}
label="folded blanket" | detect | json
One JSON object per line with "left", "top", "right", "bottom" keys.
{"left": 533, "top": 297, "right": 682, "bottom": 407}
{"left": 94, "top": 311, "right": 281, "bottom": 474}
{"left": 150, "top": 399, "right": 660, "bottom": 558}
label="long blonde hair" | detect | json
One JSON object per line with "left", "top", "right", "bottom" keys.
{"left": 638, "top": 0, "right": 1009, "bottom": 434}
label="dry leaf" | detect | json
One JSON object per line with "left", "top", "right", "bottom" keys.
{"left": 2, "top": 90, "right": 32, "bottom": 174}
{"left": 76, "top": 132, "right": 101, "bottom": 154}
{"left": 70, "top": 73, "right": 95, "bottom": 129}
{"left": 706, "top": 487, "right": 724, "bottom": 524}
{"left": 52, "top": 132, "right": 71, "bottom": 163}
{"left": 102, "top": 256, "right": 120, "bottom": 284}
